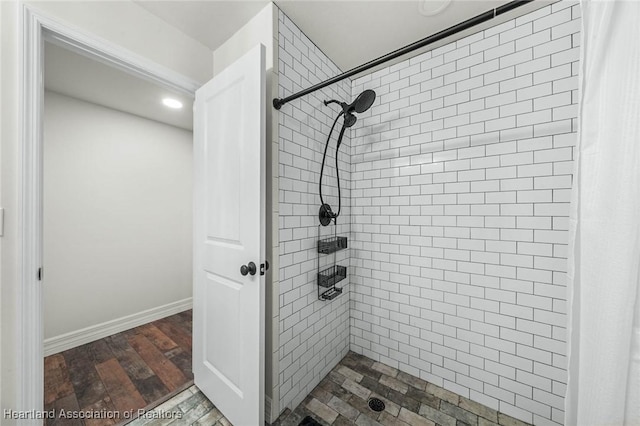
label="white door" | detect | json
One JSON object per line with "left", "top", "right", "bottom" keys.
{"left": 193, "top": 44, "right": 266, "bottom": 426}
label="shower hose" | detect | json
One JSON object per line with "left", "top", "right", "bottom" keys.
{"left": 319, "top": 112, "right": 345, "bottom": 222}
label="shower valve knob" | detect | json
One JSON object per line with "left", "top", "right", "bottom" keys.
{"left": 240, "top": 262, "right": 257, "bottom": 276}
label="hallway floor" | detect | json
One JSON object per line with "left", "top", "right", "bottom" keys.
{"left": 274, "top": 351, "right": 532, "bottom": 426}
{"left": 44, "top": 310, "right": 193, "bottom": 425}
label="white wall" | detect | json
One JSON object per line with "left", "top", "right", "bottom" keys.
{"left": 349, "top": 3, "right": 579, "bottom": 425}
{"left": 0, "top": 3, "right": 20, "bottom": 418}
{"left": 32, "top": 1, "right": 212, "bottom": 84}
{"left": 276, "top": 10, "right": 353, "bottom": 412}
{"left": 0, "top": 1, "right": 4, "bottom": 409}
{"left": 1, "top": 0, "right": 211, "bottom": 415}
{"left": 43, "top": 91, "right": 192, "bottom": 342}
{"left": 213, "top": 2, "right": 275, "bottom": 76}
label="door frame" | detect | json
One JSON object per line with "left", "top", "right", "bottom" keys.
{"left": 17, "top": 3, "right": 199, "bottom": 415}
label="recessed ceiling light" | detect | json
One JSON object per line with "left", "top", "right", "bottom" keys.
{"left": 418, "top": 0, "right": 451, "bottom": 17}
{"left": 162, "top": 98, "right": 183, "bottom": 109}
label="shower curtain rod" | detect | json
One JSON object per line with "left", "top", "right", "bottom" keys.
{"left": 273, "top": 0, "right": 533, "bottom": 110}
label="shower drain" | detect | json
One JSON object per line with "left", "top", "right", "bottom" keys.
{"left": 368, "top": 397, "right": 385, "bottom": 412}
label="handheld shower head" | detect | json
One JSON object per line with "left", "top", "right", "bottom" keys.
{"left": 343, "top": 113, "right": 357, "bottom": 128}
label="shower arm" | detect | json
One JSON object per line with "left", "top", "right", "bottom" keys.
{"left": 324, "top": 99, "right": 351, "bottom": 116}
{"left": 323, "top": 99, "right": 343, "bottom": 108}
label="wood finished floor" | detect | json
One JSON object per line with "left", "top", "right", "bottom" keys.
{"left": 44, "top": 310, "right": 194, "bottom": 425}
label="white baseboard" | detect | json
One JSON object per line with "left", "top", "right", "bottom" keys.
{"left": 44, "top": 297, "right": 193, "bottom": 356}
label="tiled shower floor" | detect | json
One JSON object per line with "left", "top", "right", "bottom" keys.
{"left": 274, "top": 351, "right": 532, "bottom": 426}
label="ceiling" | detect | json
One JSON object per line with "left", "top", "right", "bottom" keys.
{"left": 134, "top": 1, "right": 550, "bottom": 73}
{"left": 134, "top": 0, "right": 271, "bottom": 51}
{"left": 45, "top": 42, "right": 193, "bottom": 131}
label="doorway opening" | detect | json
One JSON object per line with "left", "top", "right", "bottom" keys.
{"left": 41, "top": 37, "right": 197, "bottom": 422}
{"left": 20, "top": 8, "right": 270, "bottom": 425}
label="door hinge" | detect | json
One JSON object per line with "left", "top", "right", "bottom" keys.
{"left": 37, "top": 267, "right": 43, "bottom": 281}
{"left": 260, "top": 260, "right": 270, "bottom": 276}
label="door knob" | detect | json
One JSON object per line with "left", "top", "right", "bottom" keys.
{"left": 240, "top": 262, "right": 257, "bottom": 276}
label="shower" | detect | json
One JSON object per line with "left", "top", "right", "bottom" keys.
{"left": 318, "top": 89, "right": 376, "bottom": 226}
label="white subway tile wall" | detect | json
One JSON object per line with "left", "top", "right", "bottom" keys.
{"left": 277, "top": 11, "right": 353, "bottom": 411}
{"left": 349, "top": 2, "right": 579, "bottom": 425}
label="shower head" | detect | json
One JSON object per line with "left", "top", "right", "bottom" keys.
{"left": 324, "top": 89, "right": 377, "bottom": 117}
{"left": 350, "top": 89, "right": 376, "bottom": 113}
{"left": 323, "top": 89, "right": 376, "bottom": 130}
